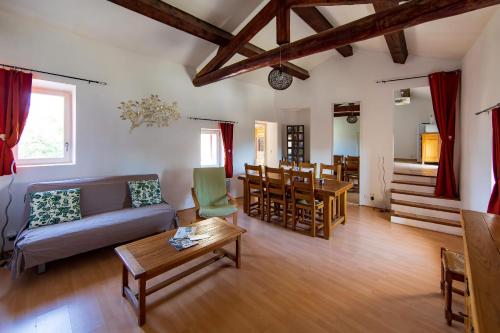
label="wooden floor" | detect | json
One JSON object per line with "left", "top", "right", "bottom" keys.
{"left": 0, "top": 203, "right": 464, "bottom": 333}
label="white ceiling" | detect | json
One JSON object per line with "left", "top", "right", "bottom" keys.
{"left": 0, "top": 0, "right": 497, "bottom": 87}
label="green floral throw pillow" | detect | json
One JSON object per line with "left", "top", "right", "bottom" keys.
{"left": 128, "top": 179, "right": 162, "bottom": 208}
{"left": 28, "top": 188, "right": 82, "bottom": 229}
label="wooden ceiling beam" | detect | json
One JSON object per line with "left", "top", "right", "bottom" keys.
{"left": 197, "top": 0, "right": 279, "bottom": 77}
{"left": 292, "top": 7, "right": 353, "bottom": 57}
{"left": 277, "top": 0, "right": 291, "bottom": 44}
{"left": 334, "top": 104, "right": 360, "bottom": 112}
{"left": 192, "top": 0, "right": 500, "bottom": 86}
{"left": 107, "top": 0, "right": 309, "bottom": 80}
{"left": 334, "top": 112, "right": 360, "bottom": 117}
{"left": 373, "top": 0, "right": 408, "bottom": 64}
{"left": 288, "top": 0, "right": 377, "bottom": 7}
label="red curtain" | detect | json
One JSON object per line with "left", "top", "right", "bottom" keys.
{"left": 219, "top": 122, "right": 234, "bottom": 178}
{"left": 428, "top": 71, "right": 460, "bottom": 198}
{"left": 488, "top": 108, "right": 500, "bottom": 214}
{"left": 0, "top": 69, "right": 32, "bottom": 176}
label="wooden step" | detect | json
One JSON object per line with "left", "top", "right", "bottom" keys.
{"left": 390, "top": 189, "right": 461, "bottom": 201}
{"left": 392, "top": 180, "right": 435, "bottom": 188}
{"left": 391, "top": 211, "right": 461, "bottom": 228}
{"left": 394, "top": 171, "right": 437, "bottom": 178}
{"left": 391, "top": 199, "right": 460, "bottom": 214}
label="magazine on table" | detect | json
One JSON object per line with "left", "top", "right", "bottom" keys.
{"left": 169, "top": 226, "right": 211, "bottom": 251}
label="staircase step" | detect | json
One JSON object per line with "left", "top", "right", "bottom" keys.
{"left": 394, "top": 171, "right": 437, "bottom": 178}
{"left": 391, "top": 182, "right": 435, "bottom": 194}
{"left": 392, "top": 180, "right": 435, "bottom": 188}
{"left": 393, "top": 173, "right": 436, "bottom": 185}
{"left": 390, "top": 212, "right": 462, "bottom": 236}
{"left": 390, "top": 189, "right": 460, "bottom": 200}
{"left": 391, "top": 211, "right": 461, "bottom": 228}
{"left": 391, "top": 199, "right": 460, "bottom": 214}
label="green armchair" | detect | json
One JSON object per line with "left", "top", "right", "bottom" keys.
{"left": 192, "top": 167, "right": 238, "bottom": 225}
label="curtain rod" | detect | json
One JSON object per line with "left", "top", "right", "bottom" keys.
{"left": 376, "top": 75, "right": 428, "bottom": 84}
{"left": 187, "top": 117, "right": 238, "bottom": 124}
{"left": 475, "top": 103, "right": 500, "bottom": 116}
{"left": 0, "top": 63, "right": 107, "bottom": 85}
{"left": 375, "top": 70, "right": 461, "bottom": 84}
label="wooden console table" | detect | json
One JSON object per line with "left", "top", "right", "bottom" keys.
{"left": 461, "top": 210, "right": 500, "bottom": 333}
{"left": 115, "top": 217, "right": 246, "bottom": 326}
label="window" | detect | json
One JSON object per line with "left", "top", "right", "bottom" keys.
{"left": 15, "top": 79, "right": 75, "bottom": 166}
{"left": 200, "top": 128, "right": 224, "bottom": 167}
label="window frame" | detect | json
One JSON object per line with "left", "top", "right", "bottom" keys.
{"left": 200, "top": 128, "right": 224, "bottom": 168}
{"left": 15, "top": 80, "right": 75, "bottom": 167}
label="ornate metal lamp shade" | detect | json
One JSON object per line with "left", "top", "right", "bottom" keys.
{"left": 268, "top": 68, "right": 293, "bottom": 90}
{"left": 346, "top": 114, "right": 358, "bottom": 124}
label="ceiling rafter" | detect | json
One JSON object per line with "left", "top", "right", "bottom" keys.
{"left": 373, "top": 0, "right": 408, "bottom": 64}
{"left": 192, "top": 0, "right": 500, "bottom": 86}
{"left": 292, "top": 7, "right": 353, "bottom": 57}
{"left": 107, "top": 0, "right": 310, "bottom": 80}
{"left": 197, "top": 0, "right": 279, "bottom": 78}
{"left": 277, "top": 0, "right": 291, "bottom": 44}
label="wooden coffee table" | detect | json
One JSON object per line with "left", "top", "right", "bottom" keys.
{"left": 115, "top": 217, "right": 246, "bottom": 326}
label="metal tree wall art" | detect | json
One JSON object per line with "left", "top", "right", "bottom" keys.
{"left": 118, "top": 94, "right": 181, "bottom": 133}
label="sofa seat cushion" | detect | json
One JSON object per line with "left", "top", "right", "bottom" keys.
{"left": 199, "top": 205, "right": 237, "bottom": 218}
{"left": 14, "top": 203, "right": 175, "bottom": 273}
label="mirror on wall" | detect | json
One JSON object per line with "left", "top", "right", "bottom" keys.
{"left": 333, "top": 102, "right": 360, "bottom": 205}
{"left": 393, "top": 87, "right": 438, "bottom": 177}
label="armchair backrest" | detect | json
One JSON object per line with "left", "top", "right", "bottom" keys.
{"left": 193, "top": 167, "right": 228, "bottom": 208}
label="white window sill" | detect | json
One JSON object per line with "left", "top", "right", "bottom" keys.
{"left": 17, "top": 162, "right": 76, "bottom": 168}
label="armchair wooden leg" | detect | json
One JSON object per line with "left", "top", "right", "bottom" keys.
{"left": 232, "top": 211, "right": 238, "bottom": 226}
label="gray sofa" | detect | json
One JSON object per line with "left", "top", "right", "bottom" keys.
{"left": 11, "top": 174, "right": 177, "bottom": 277}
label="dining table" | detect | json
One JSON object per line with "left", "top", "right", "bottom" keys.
{"left": 237, "top": 174, "right": 353, "bottom": 239}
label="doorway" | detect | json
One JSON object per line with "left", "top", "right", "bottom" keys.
{"left": 392, "top": 87, "right": 438, "bottom": 177}
{"left": 255, "top": 121, "right": 279, "bottom": 167}
{"left": 333, "top": 102, "right": 360, "bottom": 205}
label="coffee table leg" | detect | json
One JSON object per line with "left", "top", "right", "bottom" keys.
{"left": 122, "top": 264, "right": 128, "bottom": 298}
{"left": 236, "top": 236, "right": 241, "bottom": 269}
{"left": 138, "top": 278, "right": 146, "bottom": 326}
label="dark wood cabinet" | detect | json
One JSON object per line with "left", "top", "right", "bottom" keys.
{"left": 286, "top": 125, "right": 305, "bottom": 163}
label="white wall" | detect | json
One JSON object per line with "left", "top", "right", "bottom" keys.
{"left": 393, "top": 87, "right": 434, "bottom": 160}
{"left": 265, "top": 122, "right": 279, "bottom": 168}
{"left": 460, "top": 8, "right": 500, "bottom": 211}
{"left": 279, "top": 108, "right": 311, "bottom": 161}
{"left": 333, "top": 117, "right": 360, "bottom": 157}
{"left": 275, "top": 49, "right": 460, "bottom": 207}
{"left": 0, "top": 10, "right": 276, "bottom": 239}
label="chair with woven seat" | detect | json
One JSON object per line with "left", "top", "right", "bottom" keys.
{"left": 192, "top": 167, "right": 238, "bottom": 225}
{"left": 299, "top": 162, "right": 317, "bottom": 179}
{"left": 290, "top": 170, "right": 324, "bottom": 237}
{"left": 245, "top": 163, "right": 265, "bottom": 220}
{"left": 440, "top": 247, "right": 465, "bottom": 326}
{"left": 344, "top": 156, "right": 359, "bottom": 189}
{"left": 265, "top": 167, "right": 288, "bottom": 227}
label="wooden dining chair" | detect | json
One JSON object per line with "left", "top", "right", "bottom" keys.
{"left": 333, "top": 155, "right": 344, "bottom": 165}
{"left": 245, "top": 163, "right": 265, "bottom": 220}
{"left": 290, "top": 170, "right": 324, "bottom": 237}
{"left": 345, "top": 156, "right": 359, "bottom": 189}
{"left": 320, "top": 163, "right": 342, "bottom": 181}
{"left": 299, "top": 162, "right": 317, "bottom": 179}
{"left": 265, "top": 166, "right": 288, "bottom": 227}
{"left": 279, "top": 160, "right": 295, "bottom": 169}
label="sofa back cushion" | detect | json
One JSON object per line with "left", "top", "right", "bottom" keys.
{"left": 23, "top": 175, "right": 159, "bottom": 226}
{"left": 28, "top": 188, "right": 82, "bottom": 229}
